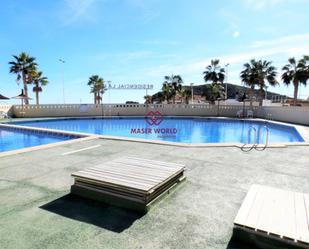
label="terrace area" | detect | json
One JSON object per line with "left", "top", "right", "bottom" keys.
{"left": 1, "top": 137, "right": 308, "bottom": 249}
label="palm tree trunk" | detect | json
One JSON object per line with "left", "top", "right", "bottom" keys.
{"left": 249, "top": 86, "right": 254, "bottom": 109}
{"left": 259, "top": 87, "right": 264, "bottom": 106}
{"left": 94, "top": 93, "right": 96, "bottom": 104}
{"left": 22, "top": 72, "right": 29, "bottom": 105}
{"left": 293, "top": 80, "right": 299, "bottom": 106}
{"left": 36, "top": 91, "right": 39, "bottom": 105}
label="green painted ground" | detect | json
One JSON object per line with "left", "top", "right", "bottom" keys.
{"left": 1, "top": 138, "right": 309, "bottom": 249}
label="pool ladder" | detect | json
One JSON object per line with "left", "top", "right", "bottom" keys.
{"left": 241, "top": 126, "right": 269, "bottom": 152}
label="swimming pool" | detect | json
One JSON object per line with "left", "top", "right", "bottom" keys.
{"left": 13, "top": 118, "right": 304, "bottom": 144}
{"left": 0, "top": 127, "right": 77, "bottom": 152}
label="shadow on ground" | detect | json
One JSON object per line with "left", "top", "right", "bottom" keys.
{"left": 40, "top": 194, "right": 144, "bottom": 233}
{"left": 226, "top": 238, "right": 254, "bottom": 249}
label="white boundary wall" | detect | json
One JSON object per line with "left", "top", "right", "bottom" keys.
{"left": 11, "top": 103, "right": 256, "bottom": 118}
{"left": 2, "top": 104, "right": 309, "bottom": 126}
{"left": 261, "top": 106, "right": 309, "bottom": 125}
{"left": 0, "top": 104, "right": 12, "bottom": 113}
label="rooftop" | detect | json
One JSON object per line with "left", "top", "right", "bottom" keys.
{"left": 1, "top": 137, "right": 309, "bottom": 249}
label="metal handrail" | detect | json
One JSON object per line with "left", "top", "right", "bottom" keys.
{"left": 255, "top": 126, "right": 269, "bottom": 151}
{"left": 241, "top": 126, "right": 257, "bottom": 152}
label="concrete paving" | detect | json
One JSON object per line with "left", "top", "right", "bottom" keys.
{"left": 0, "top": 138, "right": 309, "bottom": 249}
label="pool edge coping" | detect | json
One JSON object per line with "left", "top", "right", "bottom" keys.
{"left": 0, "top": 123, "right": 99, "bottom": 158}
{"left": 1, "top": 117, "right": 309, "bottom": 158}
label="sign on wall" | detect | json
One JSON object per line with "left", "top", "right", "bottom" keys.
{"left": 107, "top": 83, "right": 154, "bottom": 90}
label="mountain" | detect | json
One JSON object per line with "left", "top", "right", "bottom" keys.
{"left": 151, "top": 83, "right": 288, "bottom": 102}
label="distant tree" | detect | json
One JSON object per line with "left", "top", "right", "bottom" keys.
{"left": 162, "top": 82, "right": 173, "bottom": 103}
{"left": 256, "top": 60, "right": 278, "bottom": 105}
{"left": 9, "top": 52, "right": 37, "bottom": 105}
{"left": 240, "top": 59, "right": 258, "bottom": 107}
{"left": 203, "top": 59, "right": 226, "bottom": 102}
{"left": 203, "top": 59, "right": 225, "bottom": 84}
{"left": 162, "top": 75, "right": 183, "bottom": 104}
{"left": 202, "top": 84, "right": 225, "bottom": 104}
{"left": 240, "top": 59, "right": 278, "bottom": 106}
{"left": 87, "top": 75, "right": 106, "bottom": 104}
{"left": 144, "top": 95, "right": 152, "bottom": 104}
{"left": 180, "top": 89, "right": 191, "bottom": 104}
{"left": 152, "top": 91, "right": 165, "bottom": 104}
{"left": 31, "top": 71, "right": 48, "bottom": 105}
{"left": 282, "top": 56, "right": 309, "bottom": 106}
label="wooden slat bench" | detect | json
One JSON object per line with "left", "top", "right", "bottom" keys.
{"left": 233, "top": 184, "right": 309, "bottom": 249}
{"left": 71, "top": 157, "right": 186, "bottom": 213}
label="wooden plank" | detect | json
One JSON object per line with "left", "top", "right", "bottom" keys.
{"left": 95, "top": 161, "right": 177, "bottom": 176}
{"left": 243, "top": 185, "right": 265, "bottom": 229}
{"left": 267, "top": 186, "right": 285, "bottom": 237}
{"left": 74, "top": 178, "right": 147, "bottom": 196}
{"left": 88, "top": 162, "right": 183, "bottom": 181}
{"left": 303, "top": 194, "right": 309, "bottom": 243}
{"left": 234, "top": 185, "right": 309, "bottom": 247}
{"left": 294, "top": 192, "right": 309, "bottom": 243}
{"left": 71, "top": 156, "right": 186, "bottom": 211}
{"left": 74, "top": 182, "right": 146, "bottom": 203}
{"left": 72, "top": 171, "right": 153, "bottom": 190}
{"left": 280, "top": 189, "right": 296, "bottom": 241}
{"left": 256, "top": 186, "right": 277, "bottom": 234}
{"left": 234, "top": 184, "right": 260, "bottom": 226}
{"left": 90, "top": 162, "right": 174, "bottom": 179}
{"left": 73, "top": 170, "right": 154, "bottom": 189}
{"left": 124, "top": 156, "right": 185, "bottom": 168}
{"left": 85, "top": 168, "right": 162, "bottom": 185}
{"left": 116, "top": 158, "right": 183, "bottom": 172}
{"left": 88, "top": 166, "right": 165, "bottom": 182}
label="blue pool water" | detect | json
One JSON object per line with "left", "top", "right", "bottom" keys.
{"left": 14, "top": 118, "right": 304, "bottom": 144}
{"left": 0, "top": 128, "right": 75, "bottom": 152}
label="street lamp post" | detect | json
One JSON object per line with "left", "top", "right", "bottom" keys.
{"left": 265, "top": 86, "right": 268, "bottom": 101}
{"left": 225, "top": 63, "right": 229, "bottom": 100}
{"left": 59, "top": 59, "right": 65, "bottom": 104}
{"left": 190, "top": 83, "right": 194, "bottom": 104}
{"left": 107, "top": 80, "right": 112, "bottom": 116}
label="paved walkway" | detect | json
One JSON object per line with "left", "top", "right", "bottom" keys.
{"left": 1, "top": 138, "right": 309, "bottom": 249}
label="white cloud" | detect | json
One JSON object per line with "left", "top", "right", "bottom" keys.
{"left": 233, "top": 31, "right": 240, "bottom": 38}
{"left": 59, "top": 0, "right": 102, "bottom": 25}
{"left": 250, "top": 33, "right": 309, "bottom": 48}
{"left": 138, "top": 33, "right": 309, "bottom": 81}
{"left": 244, "top": 0, "right": 283, "bottom": 10}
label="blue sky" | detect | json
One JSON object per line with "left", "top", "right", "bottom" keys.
{"left": 0, "top": 0, "right": 309, "bottom": 104}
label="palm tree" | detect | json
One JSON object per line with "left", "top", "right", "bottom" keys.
{"left": 240, "top": 59, "right": 258, "bottom": 107}
{"left": 240, "top": 59, "right": 278, "bottom": 106}
{"left": 87, "top": 75, "right": 105, "bottom": 104}
{"left": 256, "top": 60, "right": 278, "bottom": 105}
{"left": 179, "top": 89, "right": 191, "bottom": 104}
{"left": 144, "top": 95, "right": 152, "bottom": 104}
{"left": 202, "top": 84, "right": 225, "bottom": 104}
{"left": 282, "top": 56, "right": 309, "bottom": 106}
{"left": 163, "top": 75, "right": 183, "bottom": 104}
{"left": 203, "top": 59, "right": 226, "bottom": 102}
{"left": 155, "top": 92, "right": 165, "bottom": 104}
{"left": 203, "top": 59, "right": 225, "bottom": 84}
{"left": 32, "top": 71, "right": 48, "bottom": 105}
{"left": 162, "top": 82, "right": 173, "bottom": 103}
{"left": 9, "top": 52, "right": 37, "bottom": 105}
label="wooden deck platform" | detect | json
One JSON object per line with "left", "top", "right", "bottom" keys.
{"left": 233, "top": 184, "right": 309, "bottom": 249}
{"left": 71, "top": 157, "right": 186, "bottom": 213}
